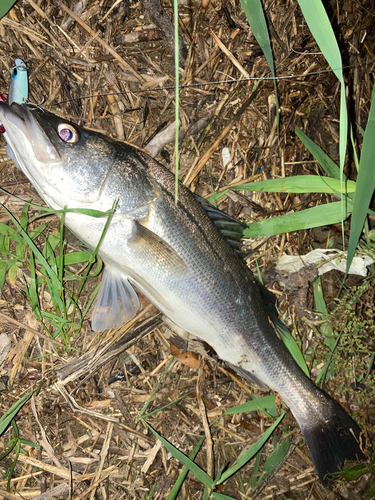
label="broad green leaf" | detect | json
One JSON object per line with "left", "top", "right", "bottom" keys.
{"left": 42, "top": 312, "right": 81, "bottom": 329}
{"left": 45, "top": 232, "right": 60, "bottom": 252}
{"left": 0, "top": 440, "right": 17, "bottom": 461}
{"left": 243, "top": 201, "right": 352, "bottom": 238}
{"left": 145, "top": 422, "right": 214, "bottom": 489}
{"left": 240, "top": 0, "right": 274, "bottom": 75}
{"left": 43, "top": 238, "right": 58, "bottom": 277}
{"left": 43, "top": 273, "right": 65, "bottom": 313}
{"left": 346, "top": 83, "right": 375, "bottom": 274}
{"left": 19, "top": 439, "right": 40, "bottom": 449}
{"left": 216, "top": 412, "right": 285, "bottom": 484}
{"left": 0, "top": 0, "right": 18, "bottom": 20}
{"left": 313, "top": 277, "right": 337, "bottom": 386}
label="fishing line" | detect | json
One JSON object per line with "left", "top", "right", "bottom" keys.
{"left": 42, "top": 57, "right": 375, "bottom": 107}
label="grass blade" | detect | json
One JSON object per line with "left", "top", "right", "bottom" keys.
{"left": 0, "top": 0, "right": 18, "bottom": 19}
{"left": 313, "top": 277, "right": 337, "bottom": 387}
{"left": 173, "top": 0, "right": 179, "bottom": 202}
{"left": 297, "top": 1, "right": 342, "bottom": 81}
{"left": 145, "top": 422, "right": 214, "bottom": 489}
{"left": 294, "top": 127, "right": 346, "bottom": 181}
{"left": 211, "top": 493, "right": 237, "bottom": 500}
{"left": 224, "top": 394, "right": 277, "bottom": 415}
{"left": 243, "top": 201, "right": 352, "bottom": 238}
{"left": 240, "top": 0, "right": 279, "bottom": 122}
{"left": 215, "top": 412, "right": 285, "bottom": 484}
{"left": 297, "top": 0, "right": 347, "bottom": 247}
{"left": 0, "top": 390, "right": 35, "bottom": 435}
{"left": 208, "top": 176, "right": 356, "bottom": 204}
{"left": 262, "top": 435, "right": 291, "bottom": 474}
{"left": 136, "top": 357, "right": 175, "bottom": 422}
{"left": 0, "top": 204, "right": 62, "bottom": 293}
{"left": 346, "top": 83, "right": 375, "bottom": 273}
{"left": 166, "top": 434, "right": 207, "bottom": 500}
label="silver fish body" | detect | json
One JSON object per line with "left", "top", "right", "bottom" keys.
{"left": 0, "top": 103, "right": 364, "bottom": 483}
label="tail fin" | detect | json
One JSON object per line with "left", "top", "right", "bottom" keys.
{"left": 301, "top": 398, "right": 364, "bottom": 485}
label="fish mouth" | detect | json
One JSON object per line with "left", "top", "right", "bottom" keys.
{"left": 0, "top": 102, "right": 60, "bottom": 164}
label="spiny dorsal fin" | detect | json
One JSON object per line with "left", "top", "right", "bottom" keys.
{"left": 194, "top": 194, "right": 246, "bottom": 255}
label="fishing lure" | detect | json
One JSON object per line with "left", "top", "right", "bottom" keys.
{"left": 0, "top": 59, "right": 29, "bottom": 135}
{"left": 0, "top": 92, "right": 6, "bottom": 133}
{"left": 9, "top": 58, "right": 29, "bottom": 105}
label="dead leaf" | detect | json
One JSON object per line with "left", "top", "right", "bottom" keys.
{"left": 170, "top": 343, "right": 200, "bottom": 369}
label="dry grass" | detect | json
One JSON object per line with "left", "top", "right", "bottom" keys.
{"left": 0, "top": 0, "right": 374, "bottom": 499}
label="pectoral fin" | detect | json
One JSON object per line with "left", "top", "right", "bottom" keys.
{"left": 131, "top": 221, "right": 188, "bottom": 275}
{"left": 92, "top": 266, "right": 140, "bottom": 332}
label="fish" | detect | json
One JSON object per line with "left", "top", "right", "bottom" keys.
{"left": 0, "top": 102, "right": 364, "bottom": 484}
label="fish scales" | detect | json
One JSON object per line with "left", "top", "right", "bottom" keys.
{"left": 0, "top": 102, "right": 364, "bottom": 485}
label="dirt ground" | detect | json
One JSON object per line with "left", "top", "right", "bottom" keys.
{"left": 0, "top": 0, "right": 374, "bottom": 499}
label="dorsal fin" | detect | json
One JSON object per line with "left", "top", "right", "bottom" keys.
{"left": 194, "top": 194, "right": 246, "bottom": 255}
{"left": 195, "top": 195, "right": 296, "bottom": 348}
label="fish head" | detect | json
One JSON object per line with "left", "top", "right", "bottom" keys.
{"left": 0, "top": 103, "right": 117, "bottom": 210}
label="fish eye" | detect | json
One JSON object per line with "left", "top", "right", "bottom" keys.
{"left": 57, "top": 123, "right": 79, "bottom": 143}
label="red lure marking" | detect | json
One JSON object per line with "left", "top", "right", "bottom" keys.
{"left": 0, "top": 92, "right": 8, "bottom": 134}
{"left": 0, "top": 91, "right": 7, "bottom": 133}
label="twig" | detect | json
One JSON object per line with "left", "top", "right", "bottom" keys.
{"left": 58, "top": 2, "right": 144, "bottom": 83}
{"left": 184, "top": 91, "right": 258, "bottom": 185}
{"left": 196, "top": 360, "right": 214, "bottom": 486}
{"left": 0, "top": 312, "right": 64, "bottom": 347}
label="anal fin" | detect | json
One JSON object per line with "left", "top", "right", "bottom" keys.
{"left": 91, "top": 266, "right": 140, "bottom": 332}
